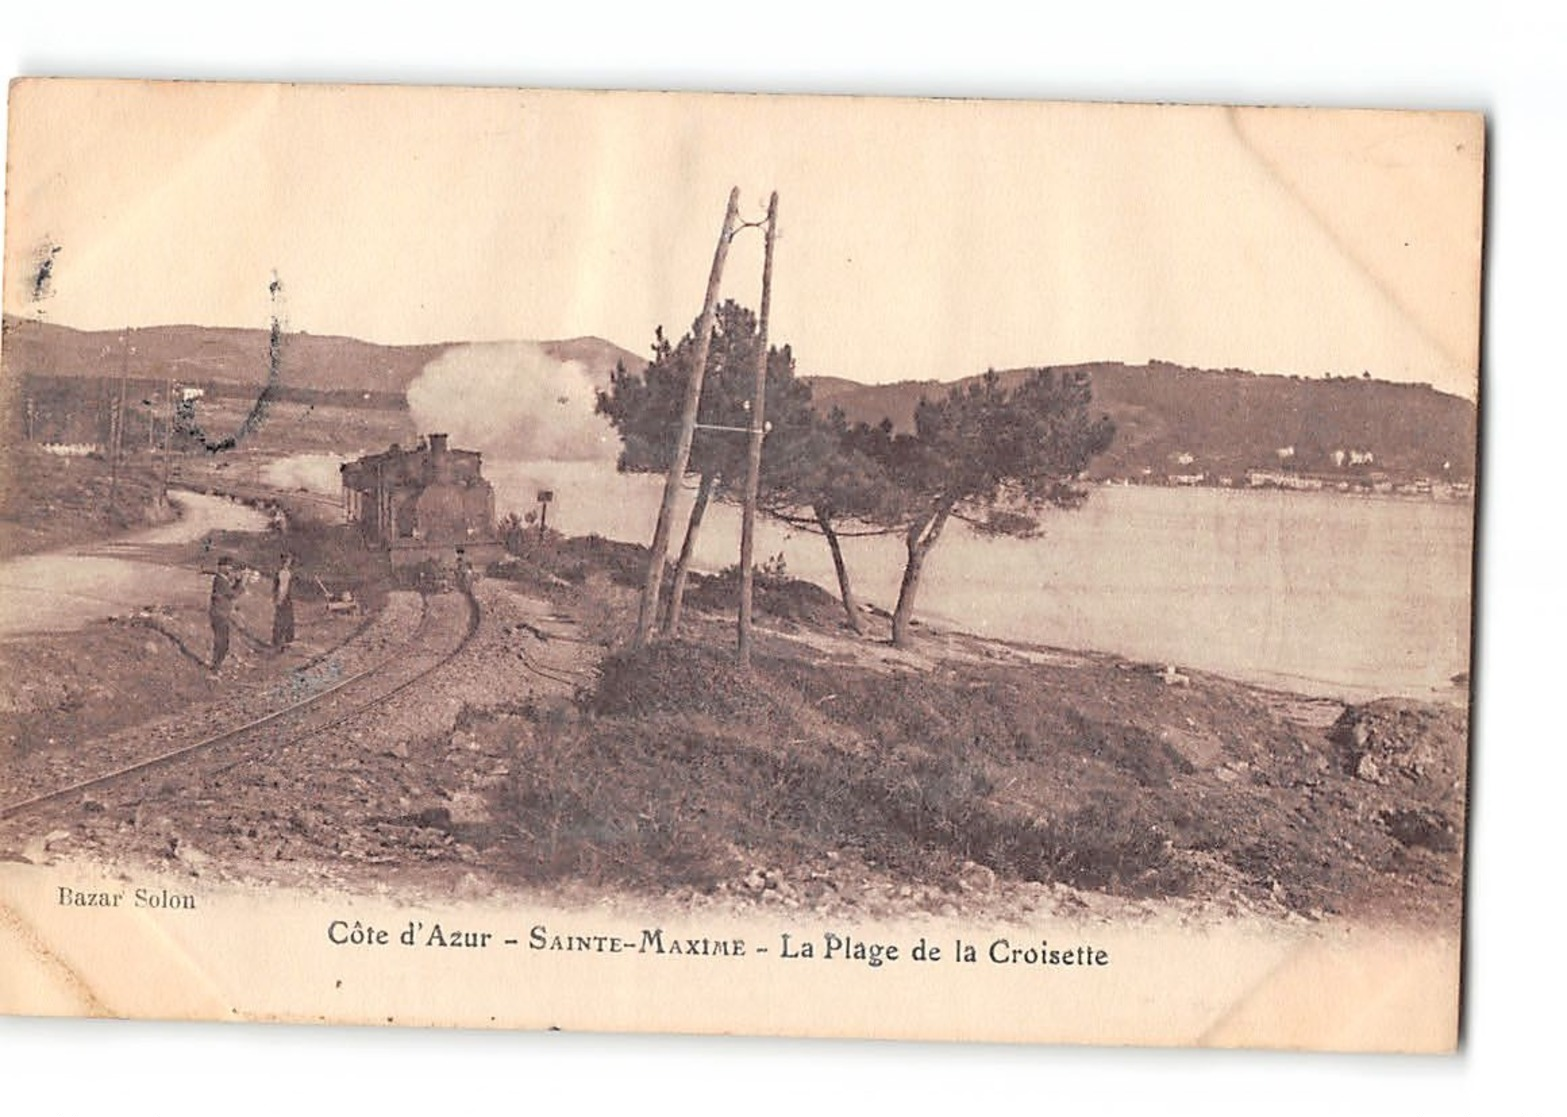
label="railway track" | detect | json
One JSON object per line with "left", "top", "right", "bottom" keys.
{"left": 0, "top": 587, "right": 480, "bottom": 828}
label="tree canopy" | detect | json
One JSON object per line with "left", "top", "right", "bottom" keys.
{"left": 865, "top": 368, "right": 1116, "bottom": 646}
{"left": 597, "top": 300, "right": 809, "bottom": 487}
{"left": 752, "top": 407, "right": 911, "bottom": 632}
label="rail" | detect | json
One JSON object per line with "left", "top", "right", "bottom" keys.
{"left": 0, "top": 586, "right": 481, "bottom": 823}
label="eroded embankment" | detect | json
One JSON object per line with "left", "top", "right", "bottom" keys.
{"left": 487, "top": 616, "right": 1465, "bottom": 927}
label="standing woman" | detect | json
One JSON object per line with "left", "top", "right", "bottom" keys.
{"left": 272, "top": 552, "right": 296, "bottom": 651}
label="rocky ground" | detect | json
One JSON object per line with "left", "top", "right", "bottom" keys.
{"left": 0, "top": 521, "right": 1469, "bottom": 935}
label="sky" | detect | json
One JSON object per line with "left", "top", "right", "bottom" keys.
{"left": 4, "top": 80, "right": 1484, "bottom": 396}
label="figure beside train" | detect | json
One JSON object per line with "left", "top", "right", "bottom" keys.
{"left": 339, "top": 434, "right": 506, "bottom": 573}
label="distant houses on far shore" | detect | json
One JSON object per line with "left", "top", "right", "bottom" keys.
{"left": 1130, "top": 444, "right": 1473, "bottom": 500}
{"left": 1127, "top": 467, "right": 1471, "bottom": 499}
{"left": 38, "top": 442, "right": 100, "bottom": 457}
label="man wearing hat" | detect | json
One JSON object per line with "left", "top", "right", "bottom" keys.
{"left": 208, "top": 555, "right": 244, "bottom": 672}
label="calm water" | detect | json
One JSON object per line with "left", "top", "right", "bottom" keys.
{"left": 484, "top": 463, "right": 1474, "bottom": 702}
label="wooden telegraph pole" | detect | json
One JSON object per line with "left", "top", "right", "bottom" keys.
{"left": 107, "top": 330, "right": 130, "bottom": 516}
{"left": 737, "top": 192, "right": 779, "bottom": 669}
{"left": 635, "top": 187, "right": 742, "bottom": 648}
{"left": 161, "top": 377, "right": 175, "bottom": 496}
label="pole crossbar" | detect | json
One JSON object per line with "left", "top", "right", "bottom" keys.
{"left": 692, "top": 422, "right": 768, "bottom": 435}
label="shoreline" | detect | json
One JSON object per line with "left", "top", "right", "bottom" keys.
{"left": 3, "top": 469, "right": 1464, "bottom": 712}
{"left": 2, "top": 458, "right": 1467, "bottom": 719}
{"left": 174, "top": 449, "right": 1473, "bottom": 705}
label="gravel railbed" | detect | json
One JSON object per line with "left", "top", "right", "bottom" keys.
{"left": 0, "top": 593, "right": 435, "bottom": 813}
{"left": 10, "top": 582, "right": 605, "bottom": 890}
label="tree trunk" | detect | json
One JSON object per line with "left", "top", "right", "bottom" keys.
{"left": 890, "top": 503, "right": 952, "bottom": 648}
{"left": 815, "top": 505, "right": 863, "bottom": 635}
{"left": 662, "top": 471, "right": 716, "bottom": 637}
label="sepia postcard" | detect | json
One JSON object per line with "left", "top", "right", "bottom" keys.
{"left": 0, "top": 79, "right": 1481, "bottom": 1051}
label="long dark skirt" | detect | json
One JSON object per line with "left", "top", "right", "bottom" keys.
{"left": 272, "top": 599, "right": 295, "bottom": 648}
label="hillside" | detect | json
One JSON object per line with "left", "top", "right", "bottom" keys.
{"left": 807, "top": 361, "right": 1477, "bottom": 483}
{"left": 2, "top": 318, "right": 1474, "bottom": 483}
{"left": 0, "top": 317, "right": 644, "bottom": 394}
{"left": 538, "top": 336, "right": 649, "bottom": 381}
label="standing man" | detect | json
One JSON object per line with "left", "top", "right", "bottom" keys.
{"left": 271, "top": 552, "right": 296, "bottom": 651}
{"left": 208, "top": 555, "right": 243, "bottom": 672}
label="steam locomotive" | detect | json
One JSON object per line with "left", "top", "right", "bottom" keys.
{"left": 339, "top": 434, "right": 505, "bottom": 571}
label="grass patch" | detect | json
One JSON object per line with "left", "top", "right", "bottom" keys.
{"left": 499, "top": 645, "right": 1212, "bottom": 900}
{"left": 0, "top": 445, "right": 170, "bottom": 558}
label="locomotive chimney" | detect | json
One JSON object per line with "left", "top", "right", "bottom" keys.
{"left": 428, "top": 432, "right": 453, "bottom": 483}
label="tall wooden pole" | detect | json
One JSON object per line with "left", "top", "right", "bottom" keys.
{"left": 737, "top": 192, "right": 779, "bottom": 669}
{"left": 635, "top": 187, "right": 741, "bottom": 648}
{"left": 107, "top": 330, "right": 130, "bottom": 516}
{"left": 161, "top": 377, "right": 174, "bottom": 495}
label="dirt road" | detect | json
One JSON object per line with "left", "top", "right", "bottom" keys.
{"left": 0, "top": 491, "right": 266, "bottom": 637}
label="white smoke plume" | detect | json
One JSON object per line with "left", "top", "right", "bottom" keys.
{"left": 406, "top": 342, "right": 618, "bottom": 464}
{"left": 260, "top": 453, "right": 347, "bottom": 495}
